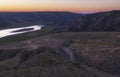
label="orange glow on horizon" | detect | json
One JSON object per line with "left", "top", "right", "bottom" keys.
{"left": 0, "top": 0, "right": 120, "bottom": 12}
{"left": 0, "top": 6, "right": 119, "bottom": 13}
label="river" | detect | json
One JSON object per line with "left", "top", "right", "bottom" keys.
{"left": 0, "top": 25, "right": 43, "bottom": 38}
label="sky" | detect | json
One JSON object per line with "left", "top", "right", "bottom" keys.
{"left": 0, "top": 0, "right": 120, "bottom": 12}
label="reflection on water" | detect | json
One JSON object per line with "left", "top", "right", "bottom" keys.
{"left": 0, "top": 25, "right": 43, "bottom": 38}
{"left": 11, "top": 28, "right": 34, "bottom": 33}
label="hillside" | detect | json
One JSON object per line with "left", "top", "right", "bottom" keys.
{"left": 0, "top": 32, "right": 120, "bottom": 77}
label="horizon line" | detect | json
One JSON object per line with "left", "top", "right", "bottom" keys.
{"left": 0, "top": 10, "right": 119, "bottom": 13}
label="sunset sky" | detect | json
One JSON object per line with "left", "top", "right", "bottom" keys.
{"left": 0, "top": 0, "right": 120, "bottom": 12}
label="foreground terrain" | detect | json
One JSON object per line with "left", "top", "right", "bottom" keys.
{"left": 0, "top": 31, "right": 120, "bottom": 77}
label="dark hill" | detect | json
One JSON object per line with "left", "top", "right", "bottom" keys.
{"left": 0, "top": 12, "right": 82, "bottom": 29}
{"left": 80, "top": 10, "right": 120, "bottom": 31}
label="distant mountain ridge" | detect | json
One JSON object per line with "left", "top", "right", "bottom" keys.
{"left": 0, "top": 11, "right": 82, "bottom": 29}
{"left": 0, "top": 10, "right": 120, "bottom": 31}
